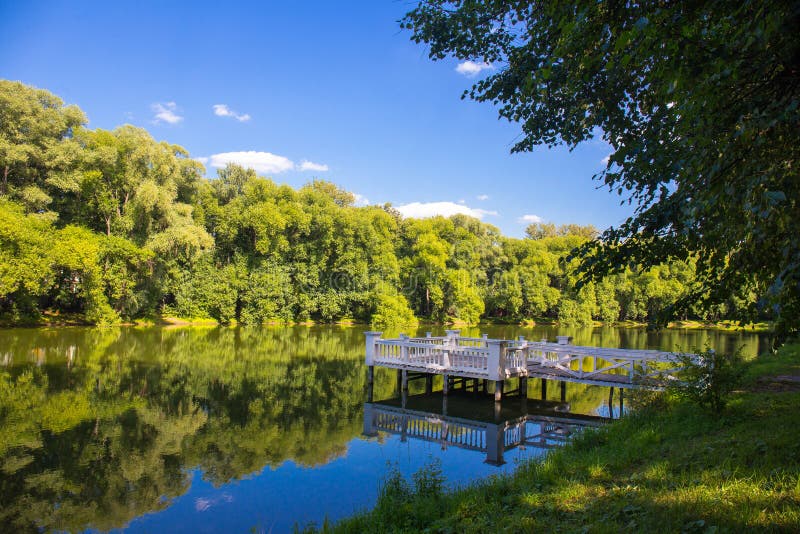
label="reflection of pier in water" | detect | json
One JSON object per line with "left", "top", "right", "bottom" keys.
{"left": 363, "top": 393, "right": 606, "bottom": 465}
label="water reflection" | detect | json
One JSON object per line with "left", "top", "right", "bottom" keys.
{"left": 0, "top": 325, "right": 766, "bottom": 532}
{"left": 364, "top": 392, "right": 605, "bottom": 466}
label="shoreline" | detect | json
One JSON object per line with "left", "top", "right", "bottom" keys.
{"left": 0, "top": 315, "right": 773, "bottom": 333}
{"left": 327, "top": 343, "right": 800, "bottom": 532}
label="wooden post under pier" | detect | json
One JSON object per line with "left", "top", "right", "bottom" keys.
{"left": 494, "top": 380, "right": 504, "bottom": 402}
{"left": 609, "top": 387, "right": 615, "bottom": 418}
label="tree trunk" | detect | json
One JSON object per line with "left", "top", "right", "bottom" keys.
{"left": 426, "top": 287, "right": 430, "bottom": 315}
{"left": 106, "top": 216, "right": 112, "bottom": 236}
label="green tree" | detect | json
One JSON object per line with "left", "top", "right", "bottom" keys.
{"left": 0, "top": 80, "right": 86, "bottom": 211}
{"left": 402, "top": 1, "right": 799, "bottom": 337}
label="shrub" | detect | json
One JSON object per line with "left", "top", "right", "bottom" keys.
{"left": 670, "top": 347, "right": 744, "bottom": 414}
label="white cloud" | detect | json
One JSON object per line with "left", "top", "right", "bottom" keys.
{"left": 196, "top": 156, "right": 209, "bottom": 165}
{"left": 518, "top": 214, "right": 544, "bottom": 224}
{"left": 395, "top": 201, "right": 498, "bottom": 220}
{"left": 477, "top": 194, "right": 489, "bottom": 201}
{"left": 601, "top": 154, "right": 611, "bottom": 166}
{"left": 151, "top": 102, "right": 182, "bottom": 124}
{"left": 455, "top": 60, "right": 493, "bottom": 77}
{"left": 298, "top": 160, "right": 329, "bottom": 172}
{"left": 208, "top": 151, "right": 295, "bottom": 174}
{"left": 213, "top": 104, "right": 251, "bottom": 122}
{"left": 353, "top": 193, "right": 370, "bottom": 206}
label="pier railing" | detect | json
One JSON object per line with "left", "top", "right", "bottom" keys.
{"left": 366, "top": 330, "right": 693, "bottom": 389}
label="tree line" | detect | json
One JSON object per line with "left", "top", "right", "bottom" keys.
{"left": 0, "top": 80, "right": 763, "bottom": 327}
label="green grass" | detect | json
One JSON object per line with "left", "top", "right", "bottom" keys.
{"left": 320, "top": 343, "right": 800, "bottom": 533}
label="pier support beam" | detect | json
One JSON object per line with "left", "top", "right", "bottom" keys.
{"left": 401, "top": 369, "right": 408, "bottom": 392}
{"left": 560, "top": 381, "right": 566, "bottom": 402}
{"left": 619, "top": 388, "right": 624, "bottom": 415}
{"left": 519, "top": 376, "right": 528, "bottom": 398}
{"left": 487, "top": 339, "right": 508, "bottom": 403}
{"left": 443, "top": 374, "right": 450, "bottom": 396}
{"left": 494, "top": 380, "right": 504, "bottom": 402}
{"left": 364, "top": 331, "right": 381, "bottom": 401}
{"left": 541, "top": 379, "right": 548, "bottom": 400}
{"left": 609, "top": 387, "right": 615, "bottom": 418}
{"left": 425, "top": 374, "right": 433, "bottom": 395}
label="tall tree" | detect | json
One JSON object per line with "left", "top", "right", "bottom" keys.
{"left": 402, "top": 1, "right": 800, "bottom": 337}
{"left": 0, "top": 80, "right": 86, "bottom": 210}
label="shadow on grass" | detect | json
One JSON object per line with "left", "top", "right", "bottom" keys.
{"left": 314, "top": 345, "right": 800, "bottom": 533}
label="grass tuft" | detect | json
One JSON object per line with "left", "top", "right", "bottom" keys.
{"left": 326, "top": 342, "right": 800, "bottom": 533}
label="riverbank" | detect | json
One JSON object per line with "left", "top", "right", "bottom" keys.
{"left": 323, "top": 343, "right": 800, "bottom": 533}
{"left": 0, "top": 312, "right": 772, "bottom": 333}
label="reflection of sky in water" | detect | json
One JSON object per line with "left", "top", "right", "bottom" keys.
{"left": 3, "top": 325, "right": 761, "bottom": 534}
{"left": 118, "top": 431, "right": 550, "bottom": 534}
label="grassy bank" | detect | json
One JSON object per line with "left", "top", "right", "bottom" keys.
{"left": 323, "top": 344, "right": 800, "bottom": 533}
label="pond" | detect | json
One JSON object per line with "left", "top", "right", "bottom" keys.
{"left": 0, "top": 325, "right": 767, "bottom": 533}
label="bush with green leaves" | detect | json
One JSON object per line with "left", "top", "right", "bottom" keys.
{"left": 671, "top": 347, "right": 744, "bottom": 414}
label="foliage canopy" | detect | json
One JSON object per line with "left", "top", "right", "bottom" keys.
{"left": 0, "top": 79, "right": 776, "bottom": 328}
{"left": 401, "top": 1, "right": 799, "bottom": 337}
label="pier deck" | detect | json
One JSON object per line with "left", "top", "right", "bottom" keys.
{"left": 366, "top": 330, "right": 690, "bottom": 393}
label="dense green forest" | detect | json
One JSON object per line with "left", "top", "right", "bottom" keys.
{"left": 0, "top": 80, "right": 762, "bottom": 327}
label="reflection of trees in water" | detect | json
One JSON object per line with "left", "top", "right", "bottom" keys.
{"left": 0, "top": 326, "right": 397, "bottom": 532}
{"left": 0, "top": 326, "right": 764, "bottom": 532}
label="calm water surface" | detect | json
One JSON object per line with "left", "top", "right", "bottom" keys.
{"left": 0, "top": 325, "right": 766, "bottom": 533}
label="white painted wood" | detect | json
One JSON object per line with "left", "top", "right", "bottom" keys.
{"left": 367, "top": 331, "right": 695, "bottom": 390}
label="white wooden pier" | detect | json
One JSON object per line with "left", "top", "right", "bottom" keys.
{"left": 365, "top": 330, "right": 690, "bottom": 401}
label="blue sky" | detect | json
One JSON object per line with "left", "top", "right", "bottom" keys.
{"left": 0, "top": 0, "right": 631, "bottom": 237}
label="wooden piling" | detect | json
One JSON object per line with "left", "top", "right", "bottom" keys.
{"left": 494, "top": 380, "right": 503, "bottom": 402}
{"left": 609, "top": 387, "right": 615, "bottom": 418}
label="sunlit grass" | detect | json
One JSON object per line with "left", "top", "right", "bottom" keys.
{"left": 321, "top": 343, "right": 800, "bottom": 533}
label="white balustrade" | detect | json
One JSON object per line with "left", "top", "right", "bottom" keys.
{"left": 366, "top": 332, "right": 691, "bottom": 388}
